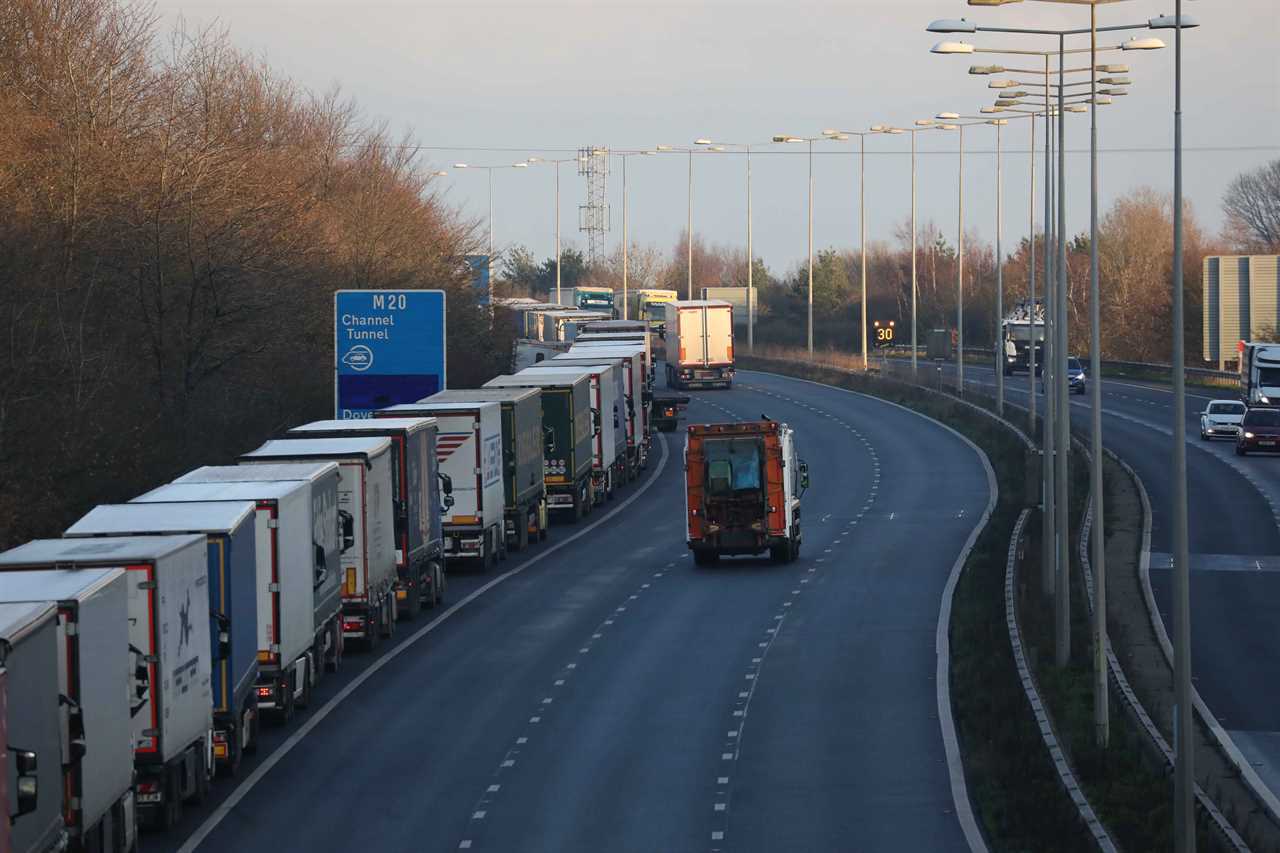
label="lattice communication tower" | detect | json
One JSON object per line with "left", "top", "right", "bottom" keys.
{"left": 578, "top": 146, "right": 610, "bottom": 266}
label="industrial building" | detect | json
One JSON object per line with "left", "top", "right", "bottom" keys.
{"left": 1203, "top": 255, "right": 1280, "bottom": 369}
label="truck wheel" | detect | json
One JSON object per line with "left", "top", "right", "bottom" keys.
{"left": 297, "top": 658, "right": 314, "bottom": 709}
{"left": 224, "top": 720, "right": 243, "bottom": 777}
{"left": 515, "top": 515, "right": 530, "bottom": 551}
{"left": 188, "top": 745, "right": 210, "bottom": 804}
{"left": 434, "top": 563, "right": 446, "bottom": 605}
{"left": 381, "top": 596, "right": 396, "bottom": 637}
{"left": 280, "top": 672, "right": 296, "bottom": 721}
{"left": 326, "top": 622, "right": 343, "bottom": 672}
{"left": 498, "top": 529, "right": 508, "bottom": 562}
{"left": 481, "top": 538, "right": 495, "bottom": 571}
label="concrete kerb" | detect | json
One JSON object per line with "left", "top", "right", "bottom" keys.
{"left": 1082, "top": 449, "right": 1252, "bottom": 852}
{"left": 737, "top": 366, "right": 993, "bottom": 853}
{"left": 1007, "top": 507, "right": 1120, "bottom": 853}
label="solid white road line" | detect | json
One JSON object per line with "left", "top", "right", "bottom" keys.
{"left": 175, "top": 434, "right": 672, "bottom": 853}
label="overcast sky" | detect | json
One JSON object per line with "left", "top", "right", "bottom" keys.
{"left": 153, "top": 0, "right": 1279, "bottom": 277}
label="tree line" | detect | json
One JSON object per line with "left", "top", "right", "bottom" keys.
{"left": 0, "top": 1, "right": 499, "bottom": 548}
{"left": 501, "top": 159, "right": 1280, "bottom": 361}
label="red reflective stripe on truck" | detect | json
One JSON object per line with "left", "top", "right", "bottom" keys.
{"left": 126, "top": 563, "right": 160, "bottom": 755}
{"left": 395, "top": 436, "right": 408, "bottom": 569}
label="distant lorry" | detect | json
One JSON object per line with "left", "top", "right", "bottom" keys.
{"left": 376, "top": 401, "right": 505, "bottom": 569}
{"left": 0, "top": 536, "right": 214, "bottom": 830}
{"left": 927, "top": 328, "right": 954, "bottom": 361}
{"left": 524, "top": 363, "right": 627, "bottom": 501}
{"left": 287, "top": 418, "right": 447, "bottom": 616}
{"left": 514, "top": 339, "right": 571, "bottom": 371}
{"left": 239, "top": 438, "right": 397, "bottom": 649}
{"left": 65, "top": 502, "right": 262, "bottom": 775}
{"left": 1239, "top": 342, "right": 1280, "bottom": 407}
{"left": 136, "top": 464, "right": 345, "bottom": 720}
{"left": 664, "top": 300, "right": 735, "bottom": 389}
{"left": 650, "top": 394, "right": 689, "bottom": 432}
{"left": 485, "top": 371, "right": 595, "bottom": 521}
{"left": 685, "top": 421, "right": 808, "bottom": 565}
{"left": 554, "top": 286, "right": 616, "bottom": 317}
{"left": 413, "top": 388, "right": 548, "bottom": 551}
{"left": 0, "top": 570, "right": 136, "bottom": 850}
{"left": 553, "top": 348, "right": 649, "bottom": 476}
{"left": 629, "top": 289, "right": 678, "bottom": 332}
{"left": 1001, "top": 299, "right": 1045, "bottom": 376}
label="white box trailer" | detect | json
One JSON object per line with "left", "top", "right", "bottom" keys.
{"left": 565, "top": 342, "right": 651, "bottom": 445}
{"left": 0, "top": 536, "right": 212, "bottom": 830}
{"left": 0, "top": 570, "right": 135, "bottom": 852}
{"left": 574, "top": 330, "right": 652, "bottom": 376}
{"left": 514, "top": 338, "right": 571, "bottom": 371}
{"left": 1, "top": 601, "right": 66, "bottom": 853}
{"left": 65, "top": 502, "right": 262, "bottom": 774}
{"left": 522, "top": 364, "right": 626, "bottom": 504}
{"left": 552, "top": 351, "right": 648, "bottom": 477}
{"left": 377, "top": 401, "right": 505, "bottom": 569}
{"left": 239, "top": 439, "right": 397, "bottom": 649}
{"left": 287, "top": 418, "right": 447, "bottom": 617}
{"left": 135, "top": 467, "right": 344, "bottom": 719}
{"left": 664, "top": 299, "right": 734, "bottom": 389}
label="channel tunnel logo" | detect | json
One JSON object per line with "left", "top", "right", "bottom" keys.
{"left": 341, "top": 345, "right": 374, "bottom": 372}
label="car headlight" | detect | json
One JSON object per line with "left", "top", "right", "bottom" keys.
{"left": 1245, "top": 432, "right": 1255, "bottom": 439}
{"left": 1261, "top": 396, "right": 1270, "bottom": 404}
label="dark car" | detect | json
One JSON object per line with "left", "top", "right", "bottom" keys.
{"left": 1066, "top": 357, "right": 1087, "bottom": 395}
{"left": 1236, "top": 408, "right": 1280, "bottom": 456}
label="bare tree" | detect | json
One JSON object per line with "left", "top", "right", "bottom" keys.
{"left": 1223, "top": 159, "right": 1280, "bottom": 252}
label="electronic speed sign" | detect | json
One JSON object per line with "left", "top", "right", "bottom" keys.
{"left": 872, "top": 319, "right": 897, "bottom": 348}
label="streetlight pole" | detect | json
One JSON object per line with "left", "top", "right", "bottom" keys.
{"left": 826, "top": 128, "right": 886, "bottom": 370}
{"left": 912, "top": 128, "right": 918, "bottom": 376}
{"left": 697, "top": 140, "right": 760, "bottom": 352}
{"left": 808, "top": 138, "right": 815, "bottom": 355}
{"left": 994, "top": 118, "right": 1005, "bottom": 417}
{"left": 453, "top": 161, "right": 529, "bottom": 293}
{"left": 1055, "top": 33, "right": 1071, "bottom": 669}
{"left": 1029, "top": 113, "right": 1038, "bottom": 436}
{"left": 687, "top": 149, "right": 694, "bottom": 299}
{"left": 935, "top": 115, "right": 967, "bottom": 394}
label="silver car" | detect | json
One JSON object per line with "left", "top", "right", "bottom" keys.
{"left": 1200, "top": 399, "right": 1246, "bottom": 440}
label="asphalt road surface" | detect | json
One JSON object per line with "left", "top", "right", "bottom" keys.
{"left": 159, "top": 368, "right": 990, "bottom": 853}
{"left": 953, "top": 362, "right": 1280, "bottom": 801}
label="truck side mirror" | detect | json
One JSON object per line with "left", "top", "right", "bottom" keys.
{"left": 439, "top": 472, "right": 453, "bottom": 495}
{"left": 10, "top": 747, "right": 38, "bottom": 820}
{"left": 798, "top": 460, "right": 810, "bottom": 491}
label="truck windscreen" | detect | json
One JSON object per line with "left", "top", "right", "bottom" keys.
{"left": 703, "top": 437, "right": 763, "bottom": 496}
{"left": 1259, "top": 367, "right": 1280, "bottom": 386}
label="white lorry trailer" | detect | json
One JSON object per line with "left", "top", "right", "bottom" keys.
{"left": 287, "top": 418, "right": 447, "bottom": 617}
{"left": 376, "top": 401, "right": 505, "bottom": 569}
{"left": 0, "top": 536, "right": 213, "bottom": 830}
{"left": 135, "top": 464, "right": 344, "bottom": 720}
{"left": 0, "top": 570, "right": 136, "bottom": 851}
{"left": 1240, "top": 342, "right": 1280, "bottom": 407}
{"left": 663, "top": 299, "right": 734, "bottom": 389}
{"left": 65, "top": 501, "right": 262, "bottom": 775}
{"left": 239, "top": 439, "right": 397, "bottom": 650}
{"left": 554, "top": 348, "right": 649, "bottom": 477}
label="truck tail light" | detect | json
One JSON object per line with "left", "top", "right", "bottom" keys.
{"left": 136, "top": 781, "right": 159, "bottom": 795}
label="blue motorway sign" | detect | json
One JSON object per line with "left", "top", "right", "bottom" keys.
{"left": 334, "top": 290, "right": 446, "bottom": 418}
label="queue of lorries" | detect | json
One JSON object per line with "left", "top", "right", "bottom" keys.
{"left": 0, "top": 315, "right": 684, "bottom": 853}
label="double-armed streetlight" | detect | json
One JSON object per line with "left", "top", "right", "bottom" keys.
{"left": 655, "top": 143, "right": 725, "bottom": 299}
{"left": 452, "top": 161, "right": 531, "bottom": 285}
{"left": 695, "top": 138, "right": 763, "bottom": 352}
{"left": 613, "top": 150, "right": 656, "bottom": 318}
{"left": 821, "top": 127, "right": 900, "bottom": 370}
{"left": 772, "top": 132, "right": 849, "bottom": 356}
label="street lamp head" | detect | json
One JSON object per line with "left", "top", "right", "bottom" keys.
{"left": 1122, "top": 37, "right": 1166, "bottom": 50}
{"left": 431, "top": 170, "right": 448, "bottom": 176}
{"left": 931, "top": 41, "right": 975, "bottom": 55}
{"left": 967, "top": 0, "right": 1023, "bottom": 5}
{"left": 694, "top": 138, "right": 713, "bottom": 145}
{"left": 986, "top": 118, "right": 1009, "bottom": 126}
{"left": 512, "top": 162, "right": 528, "bottom": 168}
{"left": 988, "top": 79, "right": 1017, "bottom": 89}
{"left": 914, "top": 118, "right": 935, "bottom": 126}
{"left": 884, "top": 128, "right": 905, "bottom": 134}
{"left": 1065, "top": 104, "right": 1088, "bottom": 112}
{"left": 708, "top": 145, "right": 726, "bottom": 151}
{"left": 927, "top": 18, "right": 977, "bottom": 33}
{"left": 980, "top": 106, "right": 1003, "bottom": 114}
{"left": 773, "top": 135, "right": 805, "bottom": 143}
{"left": 453, "top": 163, "right": 469, "bottom": 168}
{"left": 1002, "top": 90, "right": 1029, "bottom": 99}
{"left": 935, "top": 112, "right": 960, "bottom": 120}
{"left": 1149, "top": 14, "right": 1200, "bottom": 30}
{"left": 655, "top": 144, "right": 674, "bottom": 151}
{"left": 994, "top": 98, "right": 1021, "bottom": 107}
{"left": 1098, "top": 77, "right": 1131, "bottom": 85}
{"left": 1096, "top": 64, "right": 1128, "bottom": 73}
{"left": 969, "top": 64, "right": 1005, "bottom": 75}
{"left": 526, "top": 157, "right": 542, "bottom": 163}
{"left": 1089, "top": 95, "right": 1113, "bottom": 105}
{"left": 1100, "top": 88, "right": 1128, "bottom": 96}
{"left": 822, "top": 129, "right": 840, "bottom": 136}
{"left": 938, "top": 124, "right": 960, "bottom": 131}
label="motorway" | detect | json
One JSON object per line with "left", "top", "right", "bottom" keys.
{"left": 951, "top": 362, "right": 1280, "bottom": 803}
{"left": 159, "top": 369, "right": 990, "bottom": 853}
